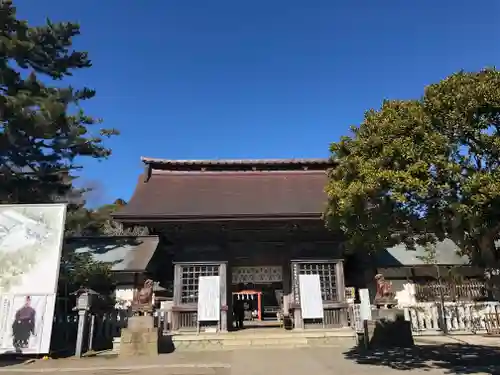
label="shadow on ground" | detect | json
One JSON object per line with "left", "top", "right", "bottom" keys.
{"left": 0, "top": 348, "right": 79, "bottom": 367}
{"left": 344, "top": 344, "right": 500, "bottom": 374}
{"left": 0, "top": 354, "right": 35, "bottom": 367}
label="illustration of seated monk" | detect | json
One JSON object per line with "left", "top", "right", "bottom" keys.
{"left": 12, "top": 296, "right": 36, "bottom": 349}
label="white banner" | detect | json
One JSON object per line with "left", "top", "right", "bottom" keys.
{"left": 197, "top": 276, "right": 220, "bottom": 322}
{"left": 359, "top": 288, "right": 372, "bottom": 321}
{"left": 299, "top": 274, "right": 324, "bottom": 319}
{"left": 0, "top": 204, "right": 66, "bottom": 354}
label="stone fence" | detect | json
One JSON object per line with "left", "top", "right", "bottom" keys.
{"left": 404, "top": 301, "right": 500, "bottom": 334}
{"left": 349, "top": 301, "right": 500, "bottom": 335}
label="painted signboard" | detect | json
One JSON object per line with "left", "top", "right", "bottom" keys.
{"left": 197, "top": 276, "right": 220, "bottom": 322}
{"left": 299, "top": 274, "right": 324, "bottom": 319}
{"left": 0, "top": 204, "right": 66, "bottom": 354}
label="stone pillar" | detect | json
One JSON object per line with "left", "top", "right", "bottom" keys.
{"left": 293, "top": 308, "right": 303, "bottom": 329}
{"left": 363, "top": 309, "right": 414, "bottom": 349}
{"left": 120, "top": 315, "right": 158, "bottom": 357}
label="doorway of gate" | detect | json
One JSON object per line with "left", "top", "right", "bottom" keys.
{"left": 231, "top": 266, "right": 284, "bottom": 328}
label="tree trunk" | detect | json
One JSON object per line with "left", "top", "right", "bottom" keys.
{"left": 479, "top": 234, "right": 499, "bottom": 300}
{"left": 479, "top": 235, "right": 497, "bottom": 267}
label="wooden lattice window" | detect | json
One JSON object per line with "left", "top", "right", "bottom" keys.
{"left": 180, "top": 264, "right": 219, "bottom": 303}
{"left": 292, "top": 262, "right": 338, "bottom": 303}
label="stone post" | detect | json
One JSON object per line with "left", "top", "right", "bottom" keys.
{"left": 74, "top": 310, "right": 86, "bottom": 357}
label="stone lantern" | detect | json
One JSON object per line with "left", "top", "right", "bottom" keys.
{"left": 72, "top": 287, "right": 100, "bottom": 357}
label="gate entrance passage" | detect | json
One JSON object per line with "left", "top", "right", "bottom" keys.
{"left": 231, "top": 266, "right": 284, "bottom": 327}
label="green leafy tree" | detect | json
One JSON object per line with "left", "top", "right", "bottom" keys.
{"left": 97, "top": 199, "right": 149, "bottom": 236}
{"left": 325, "top": 68, "right": 500, "bottom": 271}
{"left": 62, "top": 198, "right": 148, "bottom": 297}
{"left": 64, "top": 202, "right": 97, "bottom": 237}
{"left": 57, "top": 246, "right": 115, "bottom": 313}
{"left": 0, "top": 0, "right": 118, "bottom": 204}
{"left": 65, "top": 198, "right": 148, "bottom": 236}
{"left": 59, "top": 248, "right": 113, "bottom": 293}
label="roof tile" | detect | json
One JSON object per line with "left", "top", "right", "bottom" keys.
{"left": 115, "top": 170, "right": 329, "bottom": 221}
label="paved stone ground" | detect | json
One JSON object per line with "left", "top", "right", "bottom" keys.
{"left": 1, "top": 335, "right": 500, "bottom": 375}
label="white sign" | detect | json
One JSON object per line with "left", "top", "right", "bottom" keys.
{"left": 197, "top": 276, "right": 220, "bottom": 321}
{"left": 299, "top": 274, "right": 324, "bottom": 319}
{"left": 0, "top": 204, "right": 66, "bottom": 354}
{"left": 359, "top": 288, "right": 372, "bottom": 321}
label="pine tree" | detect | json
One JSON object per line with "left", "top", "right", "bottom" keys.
{"left": 0, "top": 0, "right": 118, "bottom": 203}
{"left": 0, "top": 1, "right": 120, "bottom": 300}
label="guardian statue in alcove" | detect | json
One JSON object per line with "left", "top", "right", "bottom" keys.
{"left": 374, "top": 273, "right": 396, "bottom": 307}
{"left": 132, "top": 279, "right": 154, "bottom": 315}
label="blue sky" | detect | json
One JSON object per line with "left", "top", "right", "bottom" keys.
{"left": 14, "top": 0, "right": 499, "bottom": 205}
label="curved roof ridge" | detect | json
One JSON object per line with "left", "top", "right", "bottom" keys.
{"left": 151, "top": 169, "right": 328, "bottom": 175}
{"left": 141, "top": 157, "right": 334, "bottom": 172}
{"left": 141, "top": 157, "right": 332, "bottom": 165}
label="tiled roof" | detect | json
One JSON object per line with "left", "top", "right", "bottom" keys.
{"left": 114, "top": 158, "right": 331, "bottom": 222}
{"left": 66, "top": 236, "right": 160, "bottom": 272}
{"left": 375, "top": 239, "right": 470, "bottom": 266}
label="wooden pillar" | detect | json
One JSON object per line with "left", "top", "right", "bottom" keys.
{"left": 171, "top": 264, "right": 182, "bottom": 331}
{"left": 257, "top": 292, "right": 262, "bottom": 321}
{"left": 219, "top": 262, "right": 228, "bottom": 332}
{"left": 282, "top": 256, "right": 292, "bottom": 295}
{"left": 336, "top": 261, "right": 346, "bottom": 303}
{"left": 282, "top": 256, "right": 291, "bottom": 318}
{"left": 226, "top": 260, "right": 234, "bottom": 330}
{"left": 290, "top": 261, "right": 304, "bottom": 329}
{"left": 336, "top": 260, "right": 348, "bottom": 327}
